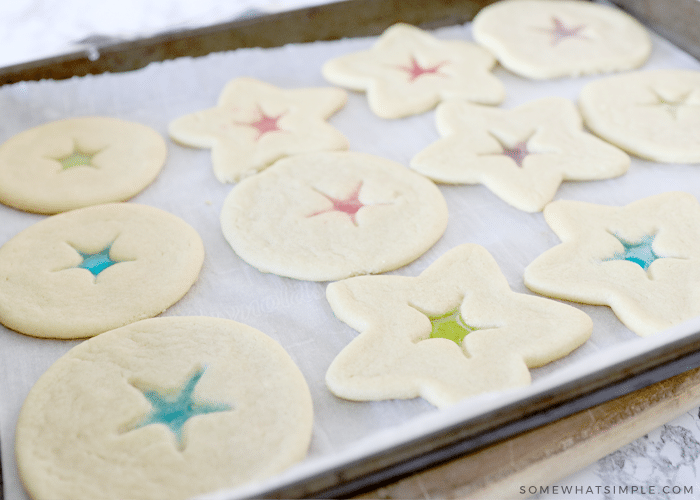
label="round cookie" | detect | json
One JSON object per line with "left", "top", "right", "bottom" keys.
{"left": 15, "top": 316, "right": 314, "bottom": 500}
{"left": 0, "top": 203, "right": 204, "bottom": 338}
{"left": 579, "top": 69, "right": 700, "bottom": 163}
{"left": 0, "top": 116, "right": 167, "bottom": 214}
{"left": 220, "top": 151, "right": 448, "bottom": 281}
{"left": 472, "top": 0, "right": 651, "bottom": 79}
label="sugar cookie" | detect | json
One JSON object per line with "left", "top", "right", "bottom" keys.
{"left": 411, "top": 97, "right": 630, "bottom": 212}
{"left": 15, "top": 316, "right": 313, "bottom": 500}
{"left": 472, "top": 0, "right": 651, "bottom": 79}
{"left": 579, "top": 69, "right": 700, "bottom": 163}
{"left": 220, "top": 151, "right": 448, "bottom": 281}
{"left": 322, "top": 23, "right": 505, "bottom": 119}
{"left": 0, "top": 117, "right": 166, "bottom": 214}
{"left": 524, "top": 192, "right": 700, "bottom": 337}
{"left": 168, "top": 77, "right": 349, "bottom": 183}
{"left": 0, "top": 203, "right": 204, "bottom": 339}
{"left": 326, "top": 244, "right": 591, "bottom": 407}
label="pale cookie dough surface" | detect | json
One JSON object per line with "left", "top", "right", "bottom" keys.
{"left": 579, "top": 69, "right": 700, "bottom": 163}
{"left": 325, "top": 244, "right": 591, "bottom": 408}
{"left": 411, "top": 97, "right": 629, "bottom": 212}
{"left": 15, "top": 316, "right": 314, "bottom": 500}
{"left": 322, "top": 23, "right": 505, "bottom": 119}
{"left": 0, "top": 203, "right": 204, "bottom": 339}
{"left": 220, "top": 151, "right": 448, "bottom": 281}
{"left": 168, "top": 77, "right": 349, "bottom": 183}
{"left": 472, "top": 0, "right": 651, "bottom": 79}
{"left": 0, "top": 117, "right": 166, "bottom": 214}
{"left": 524, "top": 192, "right": 700, "bottom": 337}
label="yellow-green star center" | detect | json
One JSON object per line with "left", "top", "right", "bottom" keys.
{"left": 429, "top": 308, "right": 478, "bottom": 345}
{"left": 57, "top": 149, "right": 96, "bottom": 170}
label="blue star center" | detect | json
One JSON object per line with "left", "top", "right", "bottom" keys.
{"left": 605, "top": 233, "right": 662, "bottom": 271}
{"left": 75, "top": 243, "right": 118, "bottom": 276}
{"left": 128, "top": 367, "right": 232, "bottom": 451}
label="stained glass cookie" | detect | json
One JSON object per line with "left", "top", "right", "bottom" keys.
{"left": 579, "top": 69, "right": 700, "bottom": 163}
{"left": 220, "top": 151, "right": 448, "bottom": 281}
{"left": 472, "top": 0, "right": 651, "bottom": 79}
{"left": 411, "top": 97, "right": 630, "bottom": 212}
{"left": 0, "top": 117, "right": 166, "bottom": 214}
{"left": 322, "top": 23, "right": 505, "bottom": 119}
{"left": 168, "top": 77, "right": 349, "bottom": 183}
{"left": 524, "top": 192, "right": 700, "bottom": 337}
{"left": 325, "top": 244, "right": 591, "bottom": 407}
{"left": 0, "top": 203, "right": 204, "bottom": 339}
{"left": 15, "top": 316, "right": 313, "bottom": 500}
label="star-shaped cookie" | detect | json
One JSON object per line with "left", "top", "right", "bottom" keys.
{"left": 321, "top": 23, "right": 505, "bottom": 119}
{"left": 410, "top": 97, "right": 630, "bottom": 212}
{"left": 524, "top": 192, "right": 700, "bottom": 337}
{"left": 472, "top": 0, "right": 651, "bottom": 79}
{"left": 168, "top": 77, "right": 349, "bottom": 183}
{"left": 325, "top": 244, "right": 591, "bottom": 408}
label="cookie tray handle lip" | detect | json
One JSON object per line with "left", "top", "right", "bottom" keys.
{"left": 0, "top": 0, "right": 497, "bottom": 86}
{"left": 243, "top": 327, "right": 700, "bottom": 499}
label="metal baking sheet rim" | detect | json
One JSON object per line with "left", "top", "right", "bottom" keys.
{"left": 1, "top": 0, "right": 700, "bottom": 499}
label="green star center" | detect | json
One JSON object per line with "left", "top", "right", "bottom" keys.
{"left": 56, "top": 148, "right": 97, "bottom": 170}
{"left": 428, "top": 307, "right": 478, "bottom": 345}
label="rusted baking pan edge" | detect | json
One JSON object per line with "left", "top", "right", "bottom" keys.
{"left": 0, "top": 0, "right": 498, "bottom": 86}
{"left": 247, "top": 327, "right": 700, "bottom": 498}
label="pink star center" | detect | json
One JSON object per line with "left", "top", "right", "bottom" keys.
{"left": 397, "top": 57, "right": 446, "bottom": 82}
{"left": 308, "top": 182, "right": 366, "bottom": 226}
{"left": 501, "top": 140, "right": 530, "bottom": 168}
{"left": 546, "top": 17, "right": 587, "bottom": 45}
{"left": 237, "top": 106, "right": 285, "bottom": 140}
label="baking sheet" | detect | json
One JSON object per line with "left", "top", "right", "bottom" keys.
{"left": 2, "top": 17, "right": 700, "bottom": 500}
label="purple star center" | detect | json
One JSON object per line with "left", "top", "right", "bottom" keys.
{"left": 397, "top": 57, "right": 446, "bottom": 82}
{"left": 308, "top": 182, "right": 366, "bottom": 225}
{"left": 546, "top": 17, "right": 587, "bottom": 46}
{"left": 501, "top": 140, "right": 530, "bottom": 168}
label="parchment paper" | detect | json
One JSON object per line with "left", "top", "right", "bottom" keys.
{"left": 2, "top": 19, "right": 700, "bottom": 500}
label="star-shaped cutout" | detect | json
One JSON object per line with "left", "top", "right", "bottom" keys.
{"left": 238, "top": 106, "right": 285, "bottom": 140}
{"left": 647, "top": 88, "right": 694, "bottom": 120}
{"left": 74, "top": 242, "right": 119, "bottom": 276}
{"left": 411, "top": 97, "right": 630, "bottom": 212}
{"left": 168, "top": 77, "right": 349, "bottom": 183}
{"left": 307, "top": 182, "right": 367, "bottom": 226}
{"left": 396, "top": 56, "right": 446, "bottom": 82}
{"left": 487, "top": 131, "right": 537, "bottom": 168}
{"left": 125, "top": 367, "right": 232, "bottom": 451}
{"left": 53, "top": 142, "right": 100, "bottom": 170}
{"left": 524, "top": 192, "right": 700, "bottom": 337}
{"left": 325, "top": 244, "right": 591, "bottom": 407}
{"left": 604, "top": 233, "right": 662, "bottom": 273}
{"left": 422, "top": 306, "right": 479, "bottom": 345}
{"left": 542, "top": 16, "right": 588, "bottom": 46}
{"left": 322, "top": 23, "right": 504, "bottom": 119}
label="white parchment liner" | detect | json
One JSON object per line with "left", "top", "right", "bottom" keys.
{"left": 2, "top": 20, "right": 700, "bottom": 500}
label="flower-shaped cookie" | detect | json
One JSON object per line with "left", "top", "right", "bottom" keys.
{"left": 326, "top": 244, "right": 591, "bottom": 408}
{"left": 472, "top": 0, "right": 651, "bottom": 79}
{"left": 524, "top": 192, "right": 700, "bottom": 337}
{"left": 410, "top": 97, "right": 630, "bottom": 212}
{"left": 322, "top": 23, "right": 505, "bottom": 119}
{"left": 580, "top": 70, "right": 700, "bottom": 163}
{"left": 168, "top": 77, "right": 349, "bottom": 182}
